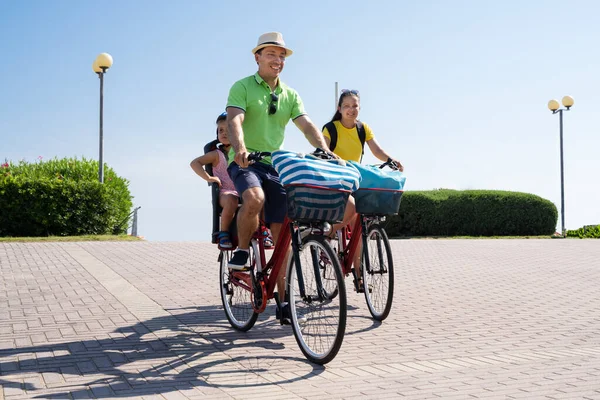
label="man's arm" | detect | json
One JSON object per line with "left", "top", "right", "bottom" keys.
{"left": 226, "top": 107, "right": 250, "bottom": 168}
{"left": 293, "top": 115, "right": 338, "bottom": 158}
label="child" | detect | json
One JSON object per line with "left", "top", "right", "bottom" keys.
{"left": 190, "top": 112, "right": 239, "bottom": 248}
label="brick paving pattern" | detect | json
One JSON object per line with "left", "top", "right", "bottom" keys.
{"left": 0, "top": 239, "right": 599, "bottom": 399}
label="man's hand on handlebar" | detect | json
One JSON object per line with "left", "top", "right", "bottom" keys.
{"left": 325, "top": 149, "right": 340, "bottom": 160}
{"left": 312, "top": 148, "right": 340, "bottom": 160}
{"left": 246, "top": 151, "right": 272, "bottom": 164}
{"left": 234, "top": 151, "right": 251, "bottom": 168}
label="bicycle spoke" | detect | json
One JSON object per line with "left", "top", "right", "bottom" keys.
{"left": 288, "top": 235, "right": 346, "bottom": 364}
{"left": 219, "top": 246, "right": 258, "bottom": 331}
{"left": 362, "top": 225, "right": 394, "bottom": 321}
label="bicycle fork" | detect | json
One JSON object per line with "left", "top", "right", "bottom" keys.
{"left": 361, "top": 221, "right": 388, "bottom": 277}
{"left": 290, "top": 223, "right": 328, "bottom": 302}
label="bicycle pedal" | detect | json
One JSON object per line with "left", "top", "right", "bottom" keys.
{"left": 228, "top": 266, "right": 250, "bottom": 272}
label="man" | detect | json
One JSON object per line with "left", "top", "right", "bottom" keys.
{"left": 225, "top": 32, "right": 335, "bottom": 321}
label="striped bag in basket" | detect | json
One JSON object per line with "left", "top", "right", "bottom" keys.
{"left": 271, "top": 150, "right": 361, "bottom": 222}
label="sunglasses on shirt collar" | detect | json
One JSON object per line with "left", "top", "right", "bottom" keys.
{"left": 268, "top": 92, "right": 278, "bottom": 115}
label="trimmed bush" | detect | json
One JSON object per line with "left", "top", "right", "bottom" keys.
{"left": 0, "top": 157, "right": 133, "bottom": 237}
{"left": 566, "top": 225, "right": 600, "bottom": 239}
{"left": 386, "top": 189, "right": 557, "bottom": 237}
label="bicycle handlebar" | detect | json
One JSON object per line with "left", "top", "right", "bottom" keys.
{"left": 379, "top": 158, "right": 400, "bottom": 171}
{"left": 248, "top": 149, "right": 338, "bottom": 163}
{"left": 311, "top": 148, "right": 337, "bottom": 160}
{"left": 247, "top": 151, "right": 272, "bottom": 163}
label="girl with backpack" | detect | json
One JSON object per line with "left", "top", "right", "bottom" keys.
{"left": 322, "top": 89, "right": 404, "bottom": 291}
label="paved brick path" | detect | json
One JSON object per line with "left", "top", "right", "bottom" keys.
{"left": 1, "top": 239, "right": 599, "bottom": 399}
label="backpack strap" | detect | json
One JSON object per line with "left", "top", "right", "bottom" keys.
{"left": 323, "top": 121, "right": 367, "bottom": 162}
{"left": 323, "top": 121, "right": 338, "bottom": 152}
{"left": 356, "top": 121, "right": 366, "bottom": 163}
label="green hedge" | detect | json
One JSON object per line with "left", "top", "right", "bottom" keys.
{"left": 385, "top": 189, "right": 557, "bottom": 237}
{"left": 0, "top": 157, "right": 133, "bottom": 237}
{"left": 566, "top": 225, "right": 600, "bottom": 238}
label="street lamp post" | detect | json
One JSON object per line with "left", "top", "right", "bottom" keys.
{"left": 92, "top": 53, "right": 113, "bottom": 183}
{"left": 547, "top": 95, "right": 575, "bottom": 237}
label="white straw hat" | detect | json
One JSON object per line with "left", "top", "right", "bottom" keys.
{"left": 251, "top": 32, "right": 293, "bottom": 57}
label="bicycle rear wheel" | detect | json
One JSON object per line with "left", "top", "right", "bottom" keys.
{"left": 219, "top": 247, "right": 258, "bottom": 331}
{"left": 287, "top": 235, "right": 346, "bottom": 365}
{"left": 361, "top": 224, "right": 394, "bottom": 321}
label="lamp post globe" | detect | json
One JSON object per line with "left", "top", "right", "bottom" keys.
{"left": 95, "top": 53, "right": 113, "bottom": 70}
{"left": 92, "top": 60, "right": 102, "bottom": 74}
{"left": 548, "top": 99, "right": 560, "bottom": 112}
{"left": 562, "top": 95, "right": 574, "bottom": 109}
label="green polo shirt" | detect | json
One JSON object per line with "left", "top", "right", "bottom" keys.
{"left": 226, "top": 73, "right": 306, "bottom": 164}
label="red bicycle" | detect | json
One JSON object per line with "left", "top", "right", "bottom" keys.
{"left": 318, "top": 159, "right": 401, "bottom": 321}
{"left": 218, "top": 152, "right": 347, "bottom": 365}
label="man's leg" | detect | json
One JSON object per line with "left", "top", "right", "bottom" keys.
{"left": 227, "top": 163, "right": 264, "bottom": 269}
{"left": 236, "top": 187, "right": 264, "bottom": 248}
{"left": 260, "top": 164, "right": 291, "bottom": 320}
{"left": 269, "top": 222, "right": 288, "bottom": 300}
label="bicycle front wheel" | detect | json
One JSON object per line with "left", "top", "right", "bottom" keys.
{"left": 361, "top": 224, "right": 394, "bottom": 321}
{"left": 219, "top": 248, "right": 258, "bottom": 331}
{"left": 287, "top": 235, "right": 346, "bottom": 365}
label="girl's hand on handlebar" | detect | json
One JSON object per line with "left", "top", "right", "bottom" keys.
{"left": 381, "top": 157, "right": 404, "bottom": 172}
{"left": 392, "top": 159, "right": 404, "bottom": 172}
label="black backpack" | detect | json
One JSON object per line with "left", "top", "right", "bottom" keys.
{"left": 322, "top": 121, "right": 366, "bottom": 162}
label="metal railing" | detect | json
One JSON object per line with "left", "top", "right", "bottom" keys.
{"left": 131, "top": 206, "right": 141, "bottom": 236}
{"left": 114, "top": 206, "right": 142, "bottom": 236}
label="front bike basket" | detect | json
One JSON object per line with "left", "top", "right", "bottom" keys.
{"left": 354, "top": 188, "right": 403, "bottom": 216}
{"left": 285, "top": 184, "right": 350, "bottom": 223}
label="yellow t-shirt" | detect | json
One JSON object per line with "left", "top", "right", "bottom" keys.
{"left": 322, "top": 120, "right": 374, "bottom": 162}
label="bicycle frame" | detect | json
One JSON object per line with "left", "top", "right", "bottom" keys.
{"left": 219, "top": 149, "right": 351, "bottom": 364}
{"left": 229, "top": 216, "right": 293, "bottom": 313}
{"left": 337, "top": 213, "right": 388, "bottom": 291}
{"left": 338, "top": 215, "right": 365, "bottom": 276}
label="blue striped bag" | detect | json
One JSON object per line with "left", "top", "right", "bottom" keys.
{"left": 272, "top": 150, "right": 361, "bottom": 222}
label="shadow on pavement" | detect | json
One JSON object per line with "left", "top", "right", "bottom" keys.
{"left": 0, "top": 305, "right": 324, "bottom": 398}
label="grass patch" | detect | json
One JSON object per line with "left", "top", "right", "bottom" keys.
{"left": 0, "top": 235, "right": 143, "bottom": 243}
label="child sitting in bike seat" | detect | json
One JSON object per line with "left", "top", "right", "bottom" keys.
{"left": 190, "top": 112, "right": 239, "bottom": 248}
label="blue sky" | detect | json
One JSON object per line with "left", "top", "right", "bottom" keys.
{"left": 1, "top": 0, "right": 599, "bottom": 241}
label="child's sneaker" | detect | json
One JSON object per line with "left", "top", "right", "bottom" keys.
{"left": 217, "top": 231, "right": 233, "bottom": 249}
{"left": 227, "top": 249, "right": 249, "bottom": 270}
{"left": 264, "top": 237, "right": 274, "bottom": 249}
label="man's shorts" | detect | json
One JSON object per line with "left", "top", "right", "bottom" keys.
{"left": 227, "top": 162, "right": 287, "bottom": 224}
